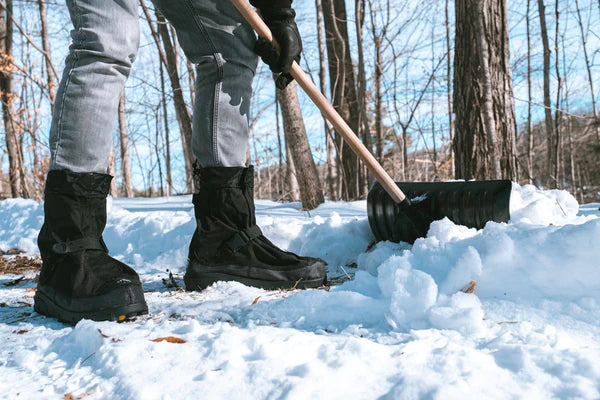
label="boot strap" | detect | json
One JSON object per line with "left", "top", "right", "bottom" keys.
{"left": 225, "top": 226, "right": 263, "bottom": 253}
{"left": 52, "top": 237, "right": 108, "bottom": 254}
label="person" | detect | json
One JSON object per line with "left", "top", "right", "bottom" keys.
{"left": 34, "top": 0, "right": 327, "bottom": 324}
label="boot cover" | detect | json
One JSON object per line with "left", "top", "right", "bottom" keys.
{"left": 34, "top": 170, "right": 147, "bottom": 323}
{"left": 185, "top": 166, "right": 327, "bottom": 290}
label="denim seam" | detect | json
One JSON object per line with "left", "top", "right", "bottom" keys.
{"left": 52, "top": 0, "right": 83, "bottom": 168}
{"left": 213, "top": 54, "right": 224, "bottom": 166}
{"left": 185, "top": 0, "right": 224, "bottom": 166}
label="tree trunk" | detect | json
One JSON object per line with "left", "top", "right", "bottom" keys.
{"left": 37, "top": 0, "right": 56, "bottom": 107}
{"left": 355, "top": 0, "right": 371, "bottom": 195}
{"left": 160, "top": 59, "right": 173, "bottom": 196}
{"left": 108, "top": 147, "right": 118, "bottom": 196}
{"left": 118, "top": 91, "right": 134, "bottom": 197}
{"left": 277, "top": 82, "right": 324, "bottom": 210}
{"left": 445, "top": 0, "right": 454, "bottom": 171}
{"left": 315, "top": 0, "right": 338, "bottom": 200}
{"left": 322, "top": 0, "right": 362, "bottom": 200}
{"left": 526, "top": 0, "right": 534, "bottom": 183}
{"left": 186, "top": 60, "right": 195, "bottom": 109}
{"left": 154, "top": 11, "right": 194, "bottom": 192}
{"left": 140, "top": 0, "right": 193, "bottom": 192}
{"left": 575, "top": 0, "right": 600, "bottom": 146}
{"left": 453, "top": 0, "right": 517, "bottom": 180}
{"left": 0, "top": 0, "right": 23, "bottom": 198}
{"left": 275, "top": 97, "right": 283, "bottom": 198}
{"left": 553, "top": 0, "right": 561, "bottom": 188}
{"left": 369, "top": 5, "right": 384, "bottom": 165}
{"left": 537, "top": 0, "right": 554, "bottom": 185}
{"left": 285, "top": 141, "right": 300, "bottom": 202}
{"left": 431, "top": 18, "right": 437, "bottom": 171}
{"left": 355, "top": 0, "right": 372, "bottom": 157}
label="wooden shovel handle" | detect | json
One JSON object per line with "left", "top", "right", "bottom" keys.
{"left": 231, "top": 0, "right": 406, "bottom": 203}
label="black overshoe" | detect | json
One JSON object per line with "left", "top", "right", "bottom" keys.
{"left": 185, "top": 166, "right": 327, "bottom": 291}
{"left": 34, "top": 170, "right": 148, "bottom": 324}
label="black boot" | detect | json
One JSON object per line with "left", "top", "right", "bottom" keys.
{"left": 34, "top": 170, "right": 148, "bottom": 324}
{"left": 185, "top": 166, "right": 327, "bottom": 290}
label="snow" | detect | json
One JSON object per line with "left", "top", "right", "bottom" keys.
{"left": 1, "top": 183, "right": 599, "bottom": 399}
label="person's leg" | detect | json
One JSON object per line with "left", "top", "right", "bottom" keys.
{"left": 152, "top": 0, "right": 257, "bottom": 167}
{"left": 50, "top": 0, "right": 140, "bottom": 173}
{"left": 35, "top": 0, "right": 147, "bottom": 323}
{"left": 152, "top": 0, "right": 327, "bottom": 290}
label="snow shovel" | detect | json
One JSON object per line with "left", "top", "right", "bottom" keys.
{"left": 232, "top": 0, "right": 512, "bottom": 243}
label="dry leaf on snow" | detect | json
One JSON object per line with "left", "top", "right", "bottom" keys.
{"left": 151, "top": 336, "right": 186, "bottom": 344}
{"left": 462, "top": 281, "right": 477, "bottom": 294}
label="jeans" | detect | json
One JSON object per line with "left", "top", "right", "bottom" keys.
{"left": 49, "top": 0, "right": 258, "bottom": 173}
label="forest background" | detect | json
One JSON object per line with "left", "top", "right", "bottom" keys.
{"left": 1, "top": 0, "right": 600, "bottom": 208}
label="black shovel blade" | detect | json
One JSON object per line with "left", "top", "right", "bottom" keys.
{"left": 367, "top": 180, "right": 512, "bottom": 243}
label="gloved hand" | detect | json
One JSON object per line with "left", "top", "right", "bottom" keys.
{"left": 251, "top": 4, "right": 302, "bottom": 89}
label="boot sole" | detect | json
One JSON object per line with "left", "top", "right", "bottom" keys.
{"left": 34, "top": 289, "right": 148, "bottom": 325}
{"left": 185, "top": 272, "right": 325, "bottom": 291}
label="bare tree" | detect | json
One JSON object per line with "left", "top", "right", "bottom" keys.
{"left": 315, "top": 0, "right": 338, "bottom": 200}
{"left": 368, "top": 0, "right": 389, "bottom": 165}
{"left": 140, "top": 0, "right": 193, "bottom": 192}
{"left": 0, "top": 0, "right": 25, "bottom": 197}
{"left": 552, "top": 0, "right": 562, "bottom": 187}
{"left": 537, "top": 0, "right": 554, "bottom": 185}
{"left": 285, "top": 140, "right": 300, "bottom": 202}
{"left": 575, "top": 0, "right": 600, "bottom": 146}
{"left": 277, "top": 81, "right": 324, "bottom": 210}
{"left": 37, "top": 0, "right": 56, "bottom": 107}
{"left": 355, "top": 0, "right": 372, "bottom": 157}
{"left": 445, "top": 0, "right": 454, "bottom": 168}
{"left": 159, "top": 58, "right": 173, "bottom": 196}
{"left": 526, "top": 0, "right": 534, "bottom": 182}
{"left": 454, "top": 0, "right": 517, "bottom": 180}
{"left": 118, "top": 91, "right": 134, "bottom": 197}
{"left": 322, "top": 0, "right": 363, "bottom": 200}
{"left": 108, "top": 147, "right": 118, "bottom": 196}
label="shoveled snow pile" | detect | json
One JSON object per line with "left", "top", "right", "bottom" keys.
{"left": 0, "top": 183, "right": 599, "bottom": 399}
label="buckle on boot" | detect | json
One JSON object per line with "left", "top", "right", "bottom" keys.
{"left": 52, "top": 237, "right": 106, "bottom": 254}
{"left": 225, "top": 226, "right": 262, "bottom": 253}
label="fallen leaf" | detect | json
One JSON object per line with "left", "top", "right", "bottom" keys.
{"left": 13, "top": 329, "right": 28, "bottom": 334}
{"left": 462, "top": 281, "right": 477, "bottom": 294}
{"left": 251, "top": 296, "right": 261, "bottom": 305}
{"left": 151, "top": 336, "right": 186, "bottom": 344}
{"left": 25, "top": 287, "right": 37, "bottom": 293}
{"left": 97, "top": 329, "right": 123, "bottom": 342}
{"left": 63, "top": 391, "right": 94, "bottom": 400}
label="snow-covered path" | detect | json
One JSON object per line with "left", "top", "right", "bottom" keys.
{"left": 0, "top": 184, "right": 599, "bottom": 399}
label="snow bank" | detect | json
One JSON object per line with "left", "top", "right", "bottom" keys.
{"left": 0, "top": 198, "right": 43, "bottom": 253}
{"left": 348, "top": 183, "right": 599, "bottom": 334}
{"left": 509, "top": 182, "right": 581, "bottom": 225}
{"left": 1, "top": 183, "right": 599, "bottom": 398}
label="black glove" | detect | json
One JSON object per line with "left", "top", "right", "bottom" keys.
{"left": 251, "top": 5, "right": 302, "bottom": 89}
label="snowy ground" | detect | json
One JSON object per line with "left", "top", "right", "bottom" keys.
{"left": 0, "top": 184, "right": 599, "bottom": 399}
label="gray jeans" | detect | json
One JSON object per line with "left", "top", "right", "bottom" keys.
{"left": 50, "top": 0, "right": 258, "bottom": 173}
